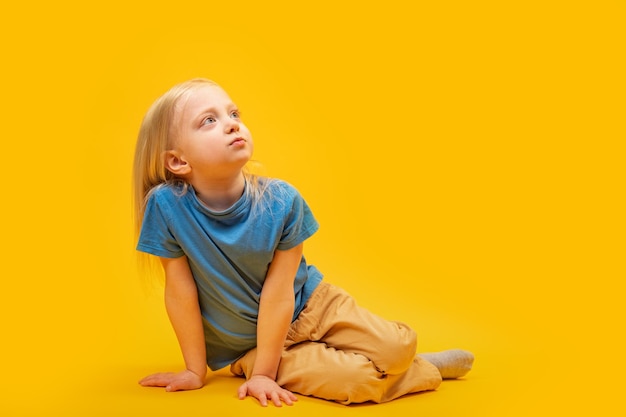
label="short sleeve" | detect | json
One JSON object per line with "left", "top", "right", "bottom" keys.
{"left": 277, "top": 185, "right": 319, "bottom": 251}
{"left": 136, "top": 193, "right": 185, "bottom": 258}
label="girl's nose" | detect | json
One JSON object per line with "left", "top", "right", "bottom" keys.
{"left": 225, "top": 118, "right": 240, "bottom": 133}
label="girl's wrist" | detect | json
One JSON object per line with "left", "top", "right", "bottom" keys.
{"left": 186, "top": 366, "right": 207, "bottom": 380}
{"left": 249, "top": 374, "right": 275, "bottom": 381}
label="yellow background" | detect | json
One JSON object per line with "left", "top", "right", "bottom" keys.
{"left": 1, "top": 1, "right": 624, "bottom": 415}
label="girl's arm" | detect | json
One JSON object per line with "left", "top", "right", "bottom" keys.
{"left": 139, "top": 255, "right": 207, "bottom": 392}
{"left": 237, "top": 243, "right": 303, "bottom": 406}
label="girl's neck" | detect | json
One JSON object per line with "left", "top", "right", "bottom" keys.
{"left": 190, "top": 172, "right": 246, "bottom": 212}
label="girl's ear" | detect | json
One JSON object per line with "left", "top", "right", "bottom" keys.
{"left": 164, "top": 150, "right": 191, "bottom": 175}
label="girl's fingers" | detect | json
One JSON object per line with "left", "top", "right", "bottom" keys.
{"left": 270, "top": 391, "right": 282, "bottom": 407}
{"left": 139, "top": 372, "right": 175, "bottom": 387}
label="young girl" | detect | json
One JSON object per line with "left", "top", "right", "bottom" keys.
{"left": 133, "top": 78, "right": 474, "bottom": 407}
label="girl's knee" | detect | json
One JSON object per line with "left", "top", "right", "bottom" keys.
{"left": 379, "top": 323, "right": 417, "bottom": 374}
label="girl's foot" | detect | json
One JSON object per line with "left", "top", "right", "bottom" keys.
{"left": 418, "top": 349, "right": 475, "bottom": 379}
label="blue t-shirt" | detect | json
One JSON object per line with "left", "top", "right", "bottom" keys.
{"left": 137, "top": 179, "right": 323, "bottom": 370}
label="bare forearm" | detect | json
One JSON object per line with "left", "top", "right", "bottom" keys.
{"left": 236, "top": 244, "right": 303, "bottom": 405}
{"left": 161, "top": 256, "right": 207, "bottom": 379}
{"left": 252, "top": 297, "right": 294, "bottom": 379}
{"left": 250, "top": 244, "right": 302, "bottom": 381}
{"left": 165, "top": 292, "right": 207, "bottom": 378}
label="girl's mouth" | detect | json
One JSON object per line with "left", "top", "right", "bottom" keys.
{"left": 230, "top": 138, "right": 246, "bottom": 147}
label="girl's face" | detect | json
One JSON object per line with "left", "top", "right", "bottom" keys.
{"left": 169, "top": 85, "right": 253, "bottom": 181}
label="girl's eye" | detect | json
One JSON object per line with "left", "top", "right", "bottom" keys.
{"left": 202, "top": 116, "right": 216, "bottom": 125}
{"left": 230, "top": 110, "right": 240, "bottom": 119}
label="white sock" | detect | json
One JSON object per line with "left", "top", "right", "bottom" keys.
{"left": 418, "top": 349, "right": 474, "bottom": 379}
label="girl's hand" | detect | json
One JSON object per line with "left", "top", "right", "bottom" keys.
{"left": 237, "top": 375, "right": 298, "bottom": 407}
{"left": 139, "top": 369, "right": 205, "bottom": 392}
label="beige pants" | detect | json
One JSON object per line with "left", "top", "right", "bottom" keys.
{"left": 230, "top": 282, "right": 442, "bottom": 404}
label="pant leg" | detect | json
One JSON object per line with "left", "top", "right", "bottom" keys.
{"left": 231, "top": 282, "right": 442, "bottom": 404}
{"left": 230, "top": 342, "right": 441, "bottom": 404}
{"left": 287, "top": 282, "right": 418, "bottom": 375}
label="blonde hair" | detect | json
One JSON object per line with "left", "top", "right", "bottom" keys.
{"left": 133, "top": 78, "right": 272, "bottom": 262}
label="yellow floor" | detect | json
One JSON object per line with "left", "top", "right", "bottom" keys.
{"left": 3, "top": 267, "right": 622, "bottom": 416}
